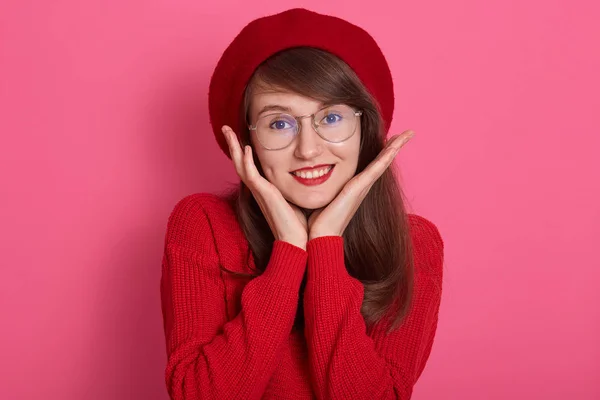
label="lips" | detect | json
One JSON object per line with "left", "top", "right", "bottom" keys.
{"left": 290, "top": 164, "right": 333, "bottom": 173}
{"left": 290, "top": 165, "right": 333, "bottom": 179}
{"left": 290, "top": 165, "right": 335, "bottom": 186}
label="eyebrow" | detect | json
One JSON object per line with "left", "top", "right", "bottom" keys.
{"left": 257, "top": 104, "right": 293, "bottom": 117}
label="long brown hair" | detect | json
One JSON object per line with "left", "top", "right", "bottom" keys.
{"left": 222, "top": 47, "right": 414, "bottom": 333}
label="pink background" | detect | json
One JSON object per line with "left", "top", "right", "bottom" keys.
{"left": 1, "top": 0, "right": 599, "bottom": 399}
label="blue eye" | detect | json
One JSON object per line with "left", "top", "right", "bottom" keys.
{"left": 269, "top": 119, "right": 294, "bottom": 130}
{"left": 322, "top": 113, "right": 343, "bottom": 125}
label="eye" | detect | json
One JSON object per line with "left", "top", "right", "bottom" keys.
{"left": 321, "top": 113, "right": 343, "bottom": 125}
{"left": 269, "top": 119, "right": 294, "bottom": 130}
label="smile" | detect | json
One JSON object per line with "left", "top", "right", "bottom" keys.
{"left": 290, "top": 165, "right": 334, "bottom": 186}
{"left": 291, "top": 165, "right": 333, "bottom": 179}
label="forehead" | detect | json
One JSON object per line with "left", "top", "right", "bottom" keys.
{"left": 250, "top": 89, "right": 324, "bottom": 116}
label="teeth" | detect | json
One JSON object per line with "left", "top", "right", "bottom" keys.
{"left": 293, "top": 165, "right": 332, "bottom": 179}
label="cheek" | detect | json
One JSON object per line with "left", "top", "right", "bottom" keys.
{"left": 249, "top": 137, "right": 273, "bottom": 177}
{"left": 334, "top": 135, "right": 361, "bottom": 170}
{"left": 346, "top": 128, "right": 361, "bottom": 164}
{"left": 350, "top": 139, "right": 361, "bottom": 165}
{"left": 253, "top": 148, "right": 285, "bottom": 181}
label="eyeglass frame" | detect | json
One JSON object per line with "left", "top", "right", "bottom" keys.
{"left": 247, "top": 104, "right": 363, "bottom": 150}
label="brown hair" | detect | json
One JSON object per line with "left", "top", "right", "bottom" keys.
{"left": 222, "top": 47, "right": 414, "bottom": 333}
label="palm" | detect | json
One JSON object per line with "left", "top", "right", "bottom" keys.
{"left": 308, "top": 130, "right": 414, "bottom": 239}
{"left": 289, "top": 203, "right": 309, "bottom": 231}
{"left": 222, "top": 125, "right": 309, "bottom": 249}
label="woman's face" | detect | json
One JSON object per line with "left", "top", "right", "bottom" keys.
{"left": 248, "top": 89, "right": 361, "bottom": 210}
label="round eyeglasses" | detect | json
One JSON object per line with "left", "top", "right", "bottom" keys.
{"left": 248, "top": 104, "right": 363, "bottom": 150}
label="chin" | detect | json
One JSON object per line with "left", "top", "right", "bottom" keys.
{"left": 288, "top": 193, "right": 334, "bottom": 210}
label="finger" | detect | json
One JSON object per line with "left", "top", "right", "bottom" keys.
{"left": 347, "top": 131, "right": 413, "bottom": 193}
{"left": 386, "top": 130, "right": 414, "bottom": 149}
{"left": 368, "top": 133, "right": 405, "bottom": 168}
{"left": 222, "top": 125, "right": 238, "bottom": 153}
{"left": 381, "top": 130, "right": 413, "bottom": 159}
{"left": 365, "top": 130, "right": 414, "bottom": 179}
{"left": 243, "top": 145, "right": 260, "bottom": 181}
{"left": 223, "top": 126, "right": 245, "bottom": 161}
{"left": 222, "top": 126, "right": 246, "bottom": 177}
{"left": 243, "top": 145, "right": 269, "bottom": 192}
{"left": 221, "top": 126, "right": 236, "bottom": 156}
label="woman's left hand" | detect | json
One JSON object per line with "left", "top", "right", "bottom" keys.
{"left": 308, "top": 130, "right": 415, "bottom": 240}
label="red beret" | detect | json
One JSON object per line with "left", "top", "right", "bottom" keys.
{"left": 208, "top": 8, "right": 394, "bottom": 159}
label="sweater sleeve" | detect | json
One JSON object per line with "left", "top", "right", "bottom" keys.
{"left": 160, "top": 195, "right": 308, "bottom": 399}
{"left": 303, "top": 217, "right": 444, "bottom": 400}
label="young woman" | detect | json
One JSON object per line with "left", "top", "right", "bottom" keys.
{"left": 160, "top": 8, "right": 444, "bottom": 400}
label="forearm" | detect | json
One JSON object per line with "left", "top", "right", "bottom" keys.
{"left": 164, "top": 240, "right": 307, "bottom": 399}
{"left": 303, "top": 236, "right": 418, "bottom": 400}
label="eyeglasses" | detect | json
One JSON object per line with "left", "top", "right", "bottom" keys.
{"left": 248, "top": 104, "right": 363, "bottom": 150}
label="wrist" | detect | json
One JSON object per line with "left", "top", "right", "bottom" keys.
{"left": 279, "top": 237, "right": 307, "bottom": 251}
{"left": 308, "top": 232, "right": 341, "bottom": 241}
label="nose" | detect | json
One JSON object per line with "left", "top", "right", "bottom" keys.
{"left": 293, "top": 119, "right": 324, "bottom": 160}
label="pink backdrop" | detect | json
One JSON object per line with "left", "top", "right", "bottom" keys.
{"left": 1, "top": 1, "right": 599, "bottom": 399}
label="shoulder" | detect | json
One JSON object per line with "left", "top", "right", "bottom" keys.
{"left": 407, "top": 214, "right": 444, "bottom": 278}
{"left": 407, "top": 214, "right": 444, "bottom": 253}
{"left": 164, "top": 192, "right": 243, "bottom": 256}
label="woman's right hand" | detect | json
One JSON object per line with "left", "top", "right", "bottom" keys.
{"left": 222, "top": 125, "right": 308, "bottom": 250}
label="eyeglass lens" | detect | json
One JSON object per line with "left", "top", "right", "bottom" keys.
{"left": 254, "top": 104, "right": 359, "bottom": 150}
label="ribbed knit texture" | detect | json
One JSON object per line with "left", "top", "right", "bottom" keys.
{"left": 160, "top": 193, "right": 444, "bottom": 399}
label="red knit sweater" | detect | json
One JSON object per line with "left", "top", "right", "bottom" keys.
{"left": 160, "top": 193, "right": 444, "bottom": 399}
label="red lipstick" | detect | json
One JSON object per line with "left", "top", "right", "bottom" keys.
{"left": 290, "top": 165, "right": 335, "bottom": 186}
{"left": 291, "top": 164, "right": 332, "bottom": 173}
